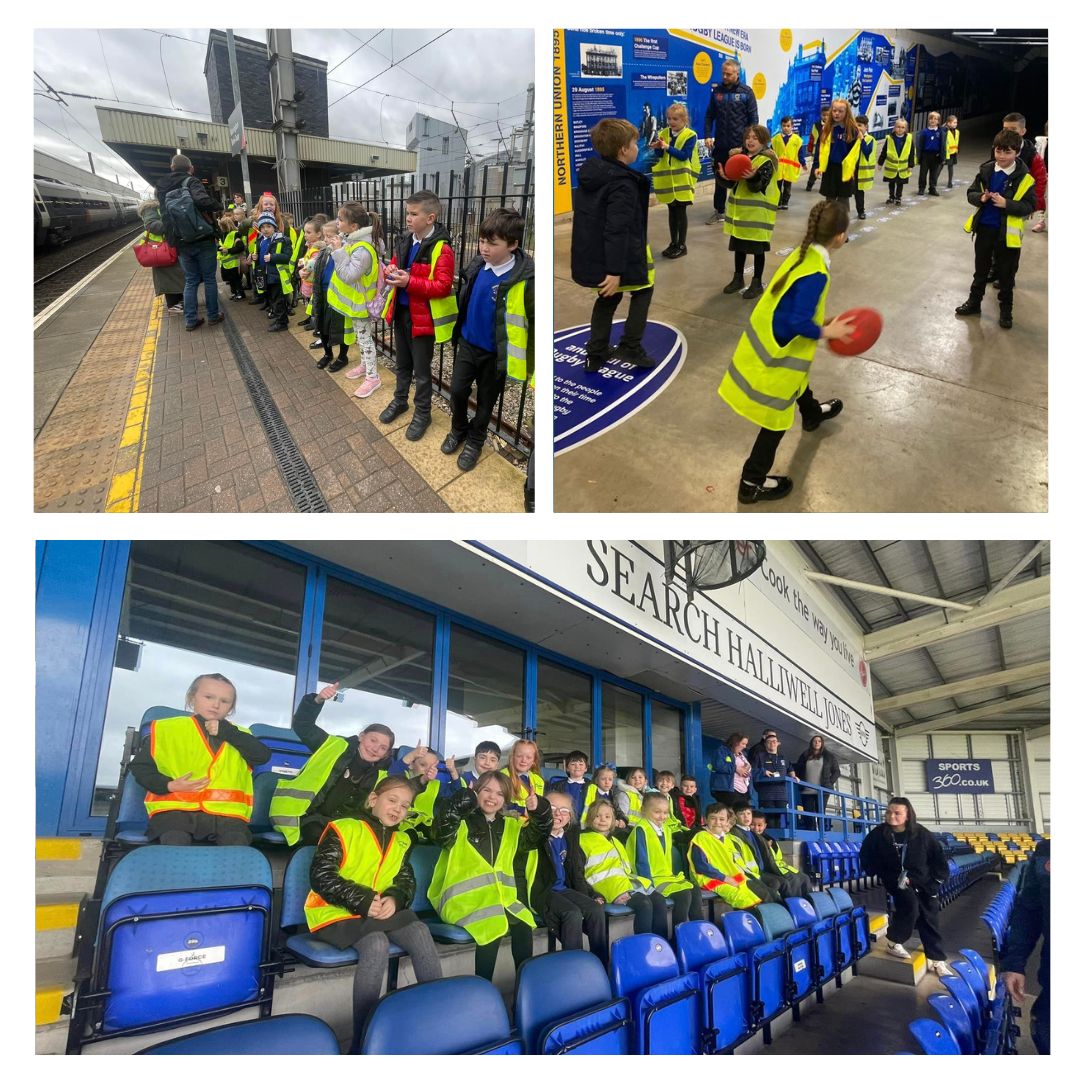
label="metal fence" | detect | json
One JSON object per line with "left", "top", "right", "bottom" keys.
{"left": 279, "top": 162, "right": 534, "bottom": 454}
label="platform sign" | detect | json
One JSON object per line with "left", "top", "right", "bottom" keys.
{"left": 554, "top": 320, "right": 686, "bottom": 455}
{"left": 228, "top": 104, "right": 246, "bottom": 155}
{"left": 925, "top": 759, "right": 995, "bottom": 794}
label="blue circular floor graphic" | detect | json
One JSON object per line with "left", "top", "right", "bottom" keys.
{"left": 554, "top": 320, "right": 687, "bottom": 456}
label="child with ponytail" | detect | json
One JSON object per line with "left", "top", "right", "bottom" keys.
{"left": 721, "top": 124, "right": 780, "bottom": 300}
{"left": 718, "top": 200, "right": 857, "bottom": 504}
{"left": 814, "top": 99, "right": 861, "bottom": 214}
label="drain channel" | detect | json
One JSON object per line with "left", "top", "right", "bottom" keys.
{"left": 222, "top": 317, "right": 329, "bottom": 513}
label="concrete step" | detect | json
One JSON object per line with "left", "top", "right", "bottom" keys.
{"left": 858, "top": 938, "right": 927, "bottom": 985}
{"left": 36, "top": 893, "right": 83, "bottom": 960}
{"left": 36, "top": 838, "right": 100, "bottom": 897}
{"left": 36, "top": 955, "right": 75, "bottom": 1027}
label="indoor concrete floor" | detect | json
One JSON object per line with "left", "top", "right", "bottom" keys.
{"left": 553, "top": 149, "right": 1048, "bottom": 513}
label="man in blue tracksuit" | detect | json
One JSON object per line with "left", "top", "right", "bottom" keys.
{"left": 702, "top": 58, "right": 758, "bottom": 223}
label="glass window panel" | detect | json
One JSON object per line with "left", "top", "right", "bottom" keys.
{"left": 93, "top": 542, "right": 306, "bottom": 815}
{"left": 536, "top": 660, "right": 593, "bottom": 770}
{"left": 601, "top": 684, "right": 643, "bottom": 770}
{"left": 445, "top": 626, "right": 524, "bottom": 763}
{"left": 651, "top": 702, "right": 684, "bottom": 780}
{"left": 315, "top": 577, "right": 436, "bottom": 754}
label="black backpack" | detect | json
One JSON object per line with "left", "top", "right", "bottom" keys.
{"left": 162, "top": 176, "right": 215, "bottom": 243}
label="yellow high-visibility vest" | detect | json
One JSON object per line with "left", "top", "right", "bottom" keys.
{"left": 817, "top": 126, "right": 862, "bottom": 182}
{"left": 883, "top": 133, "right": 914, "bottom": 180}
{"left": 857, "top": 136, "right": 877, "bottom": 191}
{"left": 688, "top": 830, "right": 761, "bottom": 908}
{"left": 218, "top": 230, "right": 240, "bottom": 271}
{"left": 505, "top": 278, "right": 532, "bottom": 386}
{"left": 327, "top": 239, "right": 379, "bottom": 321}
{"left": 651, "top": 126, "right": 701, "bottom": 204}
{"left": 501, "top": 767, "right": 546, "bottom": 811}
{"left": 404, "top": 778, "right": 441, "bottom": 832}
{"left": 964, "top": 171, "right": 1035, "bottom": 249}
{"left": 626, "top": 822, "right": 693, "bottom": 896}
{"left": 579, "top": 830, "right": 651, "bottom": 902}
{"left": 622, "top": 786, "right": 645, "bottom": 828}
{"left": 144, "top": 715, "right": 255, "bottom": 822}
{"left": 428, "top": 240, "right": 458, "bottom": 343}
{"left": 724, "top": 153, "right": 780, "bottom": 244}
{"left": 945, "top": 128, "right": 960, "bottom": 159}
{"left": 771, "top": 132, "right": 803, "bottom": 183}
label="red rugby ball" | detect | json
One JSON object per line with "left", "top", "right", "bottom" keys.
{"left": 724, "top": 153, "right": 754, "bottom": 180}
{"left": 827, "top": 307, "right": 884, "bottom": 355}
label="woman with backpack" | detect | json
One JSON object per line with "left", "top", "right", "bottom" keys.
{"left": 136, "top": 199, "right": 185, "bottom": 313}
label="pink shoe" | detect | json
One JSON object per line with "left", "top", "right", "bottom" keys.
{"left": 354, "top": 374, "right": 382, "bottom": 399}
{"left": 344, "top": 364, "right": 366, "bottom": 379}
{"left": 1031, "top": 221, "right": 1046, "bottom": 233}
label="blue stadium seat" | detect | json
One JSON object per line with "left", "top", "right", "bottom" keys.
{"left": 359, "top": 976, "right": 521, "bottom": 1054}
{"left": 785, "top": 897, "right": 836, "bottom": 993}
{"left": 610, "top": 934, "right": 700, "bottom": 1054}
{"left": 514, "top": 951, "right": 631, "bottom": 1054}
{"left": 813, "top": 889, "right": 853, "bottom": 974}
{"left": 113, "top": 706, "right": 186, "bottom": 843}
{"left": 952, "top": 958, "right": 990, "bottom": 1027}
{"left": 928, "top": 992, "right": 976, "bottom": 1054}
{"left": 941, "top": 974, "right": 983, "bottom": 1047}
{"left": 909, "top": 1018, "right": 963, "bottom": 1054}
{"left": 803, "top": 841, "right": 831, "bottom": 886}
{"left": 139, "top": 1014, "right": 339, "bottom": 1055}
{"left": 248, "top": 725, "right": 312, "bottom": 844}
{"left": 674, "top": 920, "right": 751, "bottom": 1053}
{"left": 280, "top": 846, "right": 361, "bottom": 968}
{"left": 958, "top": 948, "right": 992, "bottom": 999}
{"left": 755, "top": 903, "right": 815, "bottom": 1009}
{"left": 827, "top": 887, "right": 869, "bottom": 964}
{"left": 719, "top": 910, "right": 787, "bottom": 1031}
{"left": 90, "top": 846, "right": 273, "bottom": 1039}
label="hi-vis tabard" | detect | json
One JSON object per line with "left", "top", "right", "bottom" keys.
{"left": 144, "top": 715, "right": 255, "bottom": 821}
{"left": 883, "top": 133, "right": 914, "bottom": 180}
{"left": 964, "top": 171, "right": 1035, "bottom": 248}
{"left": 579, "top": 830, "right": 652, "bottom": 902}
{"left": 304, "top": 818, "right": 412, "bottom": 932}
{"left": 218, "top": 230, "right": 240, "bottom": 271}
{"left": 945, "top": 128, "right": 960, "bottom": 159}
{"left": 622, "top": 786, "right": 645, "bottom": 828}
{"left": 718, "top": 245, "right": 830, "bottom": 431}
{"left": 504, "top": 279, "right": 532, "bottom": 385}
{"left": 857, "top": 136, "right": 877, "bottom": 191}
{"left": 688, "top": 830, "right": 761, "bottom": 908}
{"left": 651, "top": 126, "right": 701, "bottom": 204}
{"left": 626, "top": 823, "right": 693, "bottom": 896}
{"left": 266, "top": 236, "right": 294, "bottom": 295}
{"left": 724, "top": 153, "right": 780, "bottom": 243}
{"left": 404, "top": 778, "right": 440, "bottom": 832}
{"left": 380, "top": 240, "right": 458, "bottom": 343}
{"left": 327, "top": 238, "right": 379, "bottom": 346}
{"left": 428, "top": 816, "right": 536, "bottom": 945}
{"left": 772, "top": 132, "right": 803, "bottom": 184}
{"left": 500, "top": 767, "right": 546, "bottom": 811}
{"left": 816, "top": 126, "right": 862, "bottom": 182}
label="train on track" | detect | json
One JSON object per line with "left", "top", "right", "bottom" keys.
{"left": 34, "top": 177, "right": 141, "bottom": 248}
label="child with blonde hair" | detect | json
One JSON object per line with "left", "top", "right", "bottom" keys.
{"left": 650, "top": 102, "right": 699, "bottom": 258}
{"left": 626, "top": 791, "right": 702, "bottom": 931}
{"left": 501, "top": 738, "right": 545, "bottom": 813}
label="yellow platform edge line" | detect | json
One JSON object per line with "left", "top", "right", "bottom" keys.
{"left": 36, "top": 902, "right": 80, "bottom": 932}
{"left": 36, "top": 838, "right": 83, "bottom": 861}
{"left": 107, "top": 294, "right": 163, "bottom": 512}
{"left": 36, "top": 986, "right": 66, "bottom": 1026}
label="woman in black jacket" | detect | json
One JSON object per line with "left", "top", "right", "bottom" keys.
{"left": 794, "top": 735, "right": 841, "bottom": 829}
{"left": 860, "top": 798, "right": 952, "bottom": 975}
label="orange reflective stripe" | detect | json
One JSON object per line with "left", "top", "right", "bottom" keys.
{"left": 778, "top": 158, "right": 800, "bottom": 167}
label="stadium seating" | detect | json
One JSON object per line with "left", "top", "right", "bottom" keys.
{"left": 911, "top": 1015, "right": 964, "bottom": 1055}
{"left": 827, "top": 887, "right": 870, "bottom": 967}
{"left": 673, "top": 920, "right": 752, "bottom": 1053}
{"left": 784, "top": 897, "right": 836, "bottom": 996}
{"left": 139, "top": 1014, "right": 339, "bottom": 1055}
{"left": 719, "top": 910, "right": 787, "bottom": 1032}
{"left": 754, "top": 902, "right": 816, "bottom": 1013}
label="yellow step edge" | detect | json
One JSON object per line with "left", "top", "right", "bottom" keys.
{"left": 36, "top": 901, "right": 80, "bottom": 932}
{"left": 869, "top": 914, "right": 888, "bottom": 934}
{"left": 36, "top": 987, "right": 66, "bottom": 1026}
{"left": 911, "top": 948, "right": 927, "bottom": 976}
{"left": 36, "top": 838, "right": 84, "bottom": 861}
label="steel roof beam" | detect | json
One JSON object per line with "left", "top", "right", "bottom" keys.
{"left": 891, "top": 689, "right": 1050, "bottom": 736}
{"left": 873, "top": 660, "right": 1050, "bottom": 712}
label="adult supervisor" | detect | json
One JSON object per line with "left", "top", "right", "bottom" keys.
{"left": 703, "top": 58, "right": 758, "bottom": 224}
{"left": 860, "top": 797, "right": 952, "bottom": 976}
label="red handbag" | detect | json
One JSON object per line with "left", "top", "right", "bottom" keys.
{"left": 133, "top": 233, "right": 178, "bottom": 268}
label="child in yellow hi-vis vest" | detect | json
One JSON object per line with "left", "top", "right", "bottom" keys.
{"left": 651, "top": 102, "right": 700, "bottom": 258}
{"left": 305, "top": 775, "right": 443, "bottom": 1047}
{"left": 721, "top": 124, "right": 780, "bottom": 300}
{"left": 771, "top": 115, "right": 803, "bottom": 211}
{"left": 944, "top": 115, "right": 961, "bottom": 189}
{"left": 718, "top": 200, "right": 857, "bottom": 504}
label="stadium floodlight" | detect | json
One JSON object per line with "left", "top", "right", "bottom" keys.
{"left": 662, "top": 541, "right": 766, "bottom": 602}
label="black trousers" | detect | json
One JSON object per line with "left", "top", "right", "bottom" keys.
{"left": 265, "top": 280, "right": 288, "bottom": 327}
{"left": 671, "top": 885, "right": 704, "bottom": 928}
{"left": 393, "top": 304, "right": 435, "bottom": 416}
{"left": 854, "top": 189, "right": 866, "bottom": 215}
{"left": 587, "top": 287, "right": 653, "bottom": 359}
{"left": 918, "top": 151, "right": 942, "bottom": 193}
{"left": 887, "top": 886, "right": 946, "bottom": 961}
{"left": 667, "top": 202, "right": 688, "bottom": 246}
{"left": 742, "top": 388, "right": 823, "bottom": 484}
{"left": 971, "top": 226, "right": 1020, "bottom": 306}
{"left": 450, "top": 338, "right": 506, "bottom": 448}
{"left": 474, "top": 912, "right": 533, "bottom": 982}
{"left": 627, "top": 891, "right": 669, "bottom": 936}
{"left": 542, "top": 889, "right": 608, "bottom": 960}
{"left": 222, "top": 266, "right": 245, "bottom": 297}
{"left": 1031, "top": 988, "right": 1050, "bottom": 1054}
{"left": 147, "top": 809, "right": 251, "bottom": 846}
{"left": 779, "top": 180, "right": 792, "bottom": 207}
{"left": 805, "top": 167, "right": 817, "bottom": 191}
{"left": 712, "top": 158, "right": 729, "bottom": 212}
{"left": 946, "top": 157, "right": 956, "bottom": 187}
{"left": 747, "top": 877, "right": 782, "bottom": 903}
{"left": 887, "top": 177, "right": 908, "bottom": 200}
{"left": 776, "top": 870, "right": 813, "bottom": 899}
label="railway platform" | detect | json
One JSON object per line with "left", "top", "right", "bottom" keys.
{"left": 34, "top": 251, "right": 527, "bottom": 513}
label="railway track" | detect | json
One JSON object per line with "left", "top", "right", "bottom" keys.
{"left": 34, "top": 226, "right": 145, "bottom": 314}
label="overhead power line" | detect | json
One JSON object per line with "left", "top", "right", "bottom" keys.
{"left": 329, "top": 30, "right": 453, "bottom": 108}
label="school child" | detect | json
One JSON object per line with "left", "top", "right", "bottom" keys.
{"left": 749, "top": 810, "right": 813, "bottom": 898}
{"left": 296, "top": 215, "right": 328, "bottom": 330}
{"left": 771, "top": 115, "right": 803, "bottom": 210}
{"left": 380, "top": 190, "right": 457, "bottom": 442}
{"left": 579, "top": 800, "right": 669, "bottom": 937}
{"left": 954, "top": 128, "right": 1036, "bottom": 331}
{"left": 580, "top": 765, "right": 627, "bottom": 828}
{"left": 570, "top": 117, "right": 655, "bottom": 372}
{"left": 986, "top": 113, "right": 1046, "bottom": 288}
{"left": 255, "top": 211, "right": 292, "bottom": 332}
{"left": 307, "top": 221, "right": 339, "bottom": 359}
{"left": 324, "top": 202, "right": 383, "bottom": 385}
{"left": 944, "top": 115, "right": 961, "bottom": 189}
{"left": 128, "top": 673, "right": 270, "bottom": 846}
{"left": 501, "top": 738, "right": 546, "bottom": 815}
{"left": 654, "top": 770, "right": 687, "bottom": 832}
{"left": 444, "top": 207, "right": 534, "bottom": 472}
{"left": 728, "top": 801, "right": 785, "bottom": 900}
{"left": 304, "top": 775, "right": 443, "bottom": 1043}
{"left": 216, "top": 213, "right": 247, "bottom": 300}
{"left": 688, "top": 804, "right": 769, "bottom": 909}
{"left": 813, "top": 98, "right": 861, "bottom": 213}
{"left": 879, "top": 116, "right": 916, "bottom": 204}
{"left": 916, "top": 111, "right": 945, "bottom": 195}
{"left": 249, "top": 193, "right": 283, "bottom": 308}
{"left": 430, "top": 772, "right": 552, "bottom": 982}
{"left": 626, "top": 792, "right": 703, "bottom": 929}
{"left": 529, "top": 791, "right": 608, "bottom": 962}
{"left": 547, "top": 750, "right": 590, "bottom": 820}
{"left": 718, "top": 200, "right": 857, "bottom": 504}
{"left": 388, "top": 742, "right": 462, "bottom": 834}
{"left": 802, "top": 106, "right": 831, "bottom": 192}
{"left": 281, "top": 211, "right": 303, "bottom": 313}
{"left": 854, "top": 115, "right": 876, "bottom": 220}
{"left": 721, "top": 124, "right": 779, "bottom": 300}
{"left": 674, "top": 775, "right": 704, "bottom": 834}
{"left": 650, "top": 102, "right": 700, "bottom": 257}
{"left": 460, "top": 740, "right": 502, "bottom": 787}
{"left": 615, "top": 766, "right": 650, "bottom": 830}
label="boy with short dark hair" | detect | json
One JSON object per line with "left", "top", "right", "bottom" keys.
{"left": 955, "top": 128, "right": 1036, "bottom": 330}
{"left": 570, "top": 117, "right": 655, "bottom": 372}
{"left": 771, "top": 116, "right": 802, "bottom": 210}
{"left": 548, "top": 750, "right": 590, "bottom": 819}
{"left": 381, "top": 190, "right": 456, "bottom": 442}
{"left": 675, "top": 774, "right": 703, "bottom": 833}
{"left": 256, "top": 211, "right": 292, "bottom": 331}
{"left": 444, "top": 207, "right": 533, "bottom": 472}
{"left": 460, "top": 740, "right": 502, "bottom": 787}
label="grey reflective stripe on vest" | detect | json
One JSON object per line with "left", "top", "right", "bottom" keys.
{"left": 458, "top": 904, "right": 506, "bottom": 926}
{"left": 727, "top": 358, "right": 800, "bottom": 411}
{"left": 277, "top": 789, "right": 318, "bottom": 802}
{"left": 439, "top": 871, "right": 498, "bottom": 903}
{"left": 507, "top": 343, "right": 528, "bottom": 360}
{"left": 270, "top": 815, "right": 300, "bottom": 827}
{"left": 745, "top": 321, "right": 813, "bottom": 373}
{"left": 728, "top": 196, "right": 778, "bottom": 213}
{"left": 432, "top": 312, "right": 457, "bottom": 327}
{"left": 496, "top": 871, "right": 517, "bottom": 890}
{"left": 327, "top": 279, "right": 364, "bottom": 315}
{"left": 1006, "top": 225, "right": 1023, "bottom": 240}
{"left": 588, "top": 866, "right": 625, "bottom": 885}
{"left": 505, "top": 901, "right": 532, "bottom": 920}
{"left": 505, "top": 313, "right": 528, "bottom": 328}
{"left": 584, "top": 852, "right": 610, "bottom": 871}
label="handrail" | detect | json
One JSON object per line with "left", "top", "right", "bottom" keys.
{"left": 754, "top": 775, "right": 886, "bottom": 840}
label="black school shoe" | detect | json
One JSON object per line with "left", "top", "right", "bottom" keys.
{"left": 999, "top": 305, "right": 1013, "bottom": 330}
{"left": 660, "top": 244, "right": 679, "bottom": 258}
{"left": 327, "top": 356, "right": 349, "bottom": 372}
{"left": 611, "top": 341, "right": 658, "bottom": 367}
{"left": 670, "top": 245, "right": 688, "bottom": 258}
{"left": 405, "top": 414, "right": 430, "bottom": 441}
{"left": 738, "top": 475, "right": 794, "bottom": 504}
{"left": 457, "top": 442, "right": 482, "bottom": 471}
{"left": 955, "top": 298, "right": 982, "bottom": 316}
{"left": 802, "top": 398, "right": 844, "bottom": 432}
{"left": 379, "top": 401, "right": 409, "bottom": 424}
{"left": 441, "top": 431, "right": 465, "bottom": 455}
{"left": 316, "top": 353, "right": 334, "bottom": 369}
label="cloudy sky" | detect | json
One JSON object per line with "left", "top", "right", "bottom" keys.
{"left": 33, "top": 28, "right": 534, "bottom": 191}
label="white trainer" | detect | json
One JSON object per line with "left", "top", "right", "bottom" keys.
{"left": 928, "top": 960, "right": 953, "bottom": 977}
{"left": 886, "top": 940, "right": 912, "bottom": 959}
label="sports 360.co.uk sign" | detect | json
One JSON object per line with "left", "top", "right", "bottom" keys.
{"left": 924, "top": 759, "right": 995, "bottom": 794}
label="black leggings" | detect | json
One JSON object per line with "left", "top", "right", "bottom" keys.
{"left": 667, "top": 202, "right": 688, "bottom": 246}
{"left": 734, "top": 251, "right": 765, "bottom": 279}
{"left": 888, "top": 177, "right": 908, "bottom": 200}
{"left": 627, "top": 891, "right": 669, "bottom": 936}
{"left": 474, "top": 912, "right": 533, "bottom": 981}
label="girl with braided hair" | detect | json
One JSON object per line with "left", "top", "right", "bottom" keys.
{"left": 718, "top": 200, "right": 856, "bottom": 504}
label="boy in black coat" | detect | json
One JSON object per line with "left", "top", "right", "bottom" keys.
{"left": 570, "top": 117, "right": 655, "bottom": 372}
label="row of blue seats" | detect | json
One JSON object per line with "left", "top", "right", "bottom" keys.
{"left": 908, "top": 957, "right": 1020, "bottom": 1055}
{"left": 803, "top": 840, "right": 875, "bottom": 891}
{"left": 940, "top": 852, "right": 997, "bottom": 906}
{"left": 979, "top": 864, "right": 1023, "bottom": 959}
